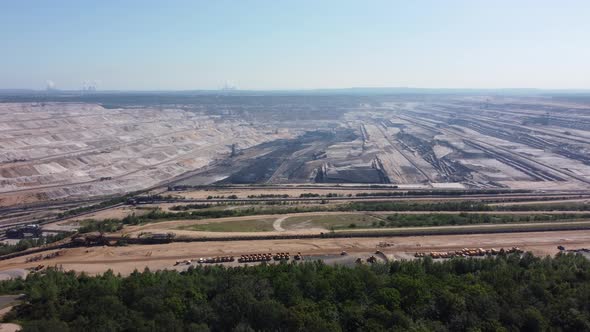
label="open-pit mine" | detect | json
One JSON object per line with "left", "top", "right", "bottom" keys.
{"left": 2, "top": 92, "right": 590, "bottom": 276}
{"left": 1, "top": 93, "right": 590, "bottom": 207}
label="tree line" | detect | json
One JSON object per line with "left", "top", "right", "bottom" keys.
{"left": 381, "top": 212, "right": 590, "bottom": 228}
{"left": 1, "top": 253, "right": 589, "bottom": 331}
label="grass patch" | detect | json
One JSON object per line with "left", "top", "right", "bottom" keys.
{"left": 282, "top": 213, "right": 590, "bottom": 231}
{"left": 177, "top": 218, "right": 277, "bottom": 232}
{"left": 283, "top": 214, "right": 383, "bottom": 230}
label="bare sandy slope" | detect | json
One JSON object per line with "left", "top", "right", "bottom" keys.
{"left": 0, "top": 230, "right": 588, "bottom": 276}
{"left": 0, "top": 323, "right": 21, "bottom": 332}
{"left": 0, "top": 102, "right": 289, "bottom": 204}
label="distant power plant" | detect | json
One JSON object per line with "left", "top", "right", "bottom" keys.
{"left": 45, "top": 80, "right": 57, "bottom": 91}
{"left": 82, "top": 80, "right": 99, "bottom": 92}
{"left": 221, "top": 81, "right": 237, "bottom": 91}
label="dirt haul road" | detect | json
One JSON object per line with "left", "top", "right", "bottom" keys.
{"left": 0, "top": 230, "right": 588, "bottom": 276}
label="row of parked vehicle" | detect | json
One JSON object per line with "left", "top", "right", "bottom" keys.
{"left": 415, "top": 247, "right": 523, "bottom": 259}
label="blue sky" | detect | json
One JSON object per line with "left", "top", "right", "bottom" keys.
{"left": 1, "top": 0, "right": 589, "bottom": 90}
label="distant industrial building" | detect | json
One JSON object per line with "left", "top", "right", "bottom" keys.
{"left": 6, "top": 224, "right": 42, "bottom": 239}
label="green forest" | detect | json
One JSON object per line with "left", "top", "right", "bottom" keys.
{"left": 382, "top": 213, "right": 590, "bottom": 228}
{"left": 1, "top": 253, "right": 589, "bottom": 331}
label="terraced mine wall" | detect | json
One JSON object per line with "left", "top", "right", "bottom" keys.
{"left": 215, "top": 130, "right": 358, "bottom": 184}
{"left": 3, "top": 94, "right": 590, "bottom": 205}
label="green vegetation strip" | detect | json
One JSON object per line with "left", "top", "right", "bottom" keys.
{"left": 281, "top": 213, "right": 590, "bottom": 231}
{"left": 178, "top": 218, "right": 277, "bottom": 232}
{"left": 496, "top": 202, "right": 590, "bottom": 211}
{"left": 335, "top": 221, "right": 590, "bottom": 236}
{"left": 78, "top": 200, "right": 590, "bottom": 234}
{"left": 1, "top": 254, "right": 589, "bottom": 331}
{"left": 382, "top": 212, "right": 590, "bottom": 228}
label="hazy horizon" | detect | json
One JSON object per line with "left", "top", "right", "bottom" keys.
{"left": 3, "top": 87, "right": 590, "bottom": 94}
{"left": 2, "top": 0, "right": 589, "bottom": 91}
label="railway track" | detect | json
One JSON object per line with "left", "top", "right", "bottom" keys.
{"left": 0, "top": 197, "right": 105, "bottom": 216}
{"left": 395, "top": 112, "right": 590, "bottom": 186}
{"left": 3, "top": 190, "right": 589, "bottom": 224}
{"left": 1, "top": 184, "right": 588, "bottom": 245}
{"left": 4, "top": 191, "right": 588, "bottom": 234}
{"left": 140, "top": 192, "right": 590, "bottom": 204}
{"left": 0, "top": 203, "right": 125, "bottom": 241}
{"left": 375, "top": 123, "right": 433, "bottom": 182}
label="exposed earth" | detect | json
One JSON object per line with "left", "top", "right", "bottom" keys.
{"left": 2, "top": 94, "right": 590, "bottom": 207}
{"left": 1, "top": 93, "right": 590, "bottom": 278}
{"left": 0, "top": 229, "right": 587, "bottom": 275}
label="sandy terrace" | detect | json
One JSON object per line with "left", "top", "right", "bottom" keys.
{"left": 1, "top": 230, "right": 588, "bottom": 275}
